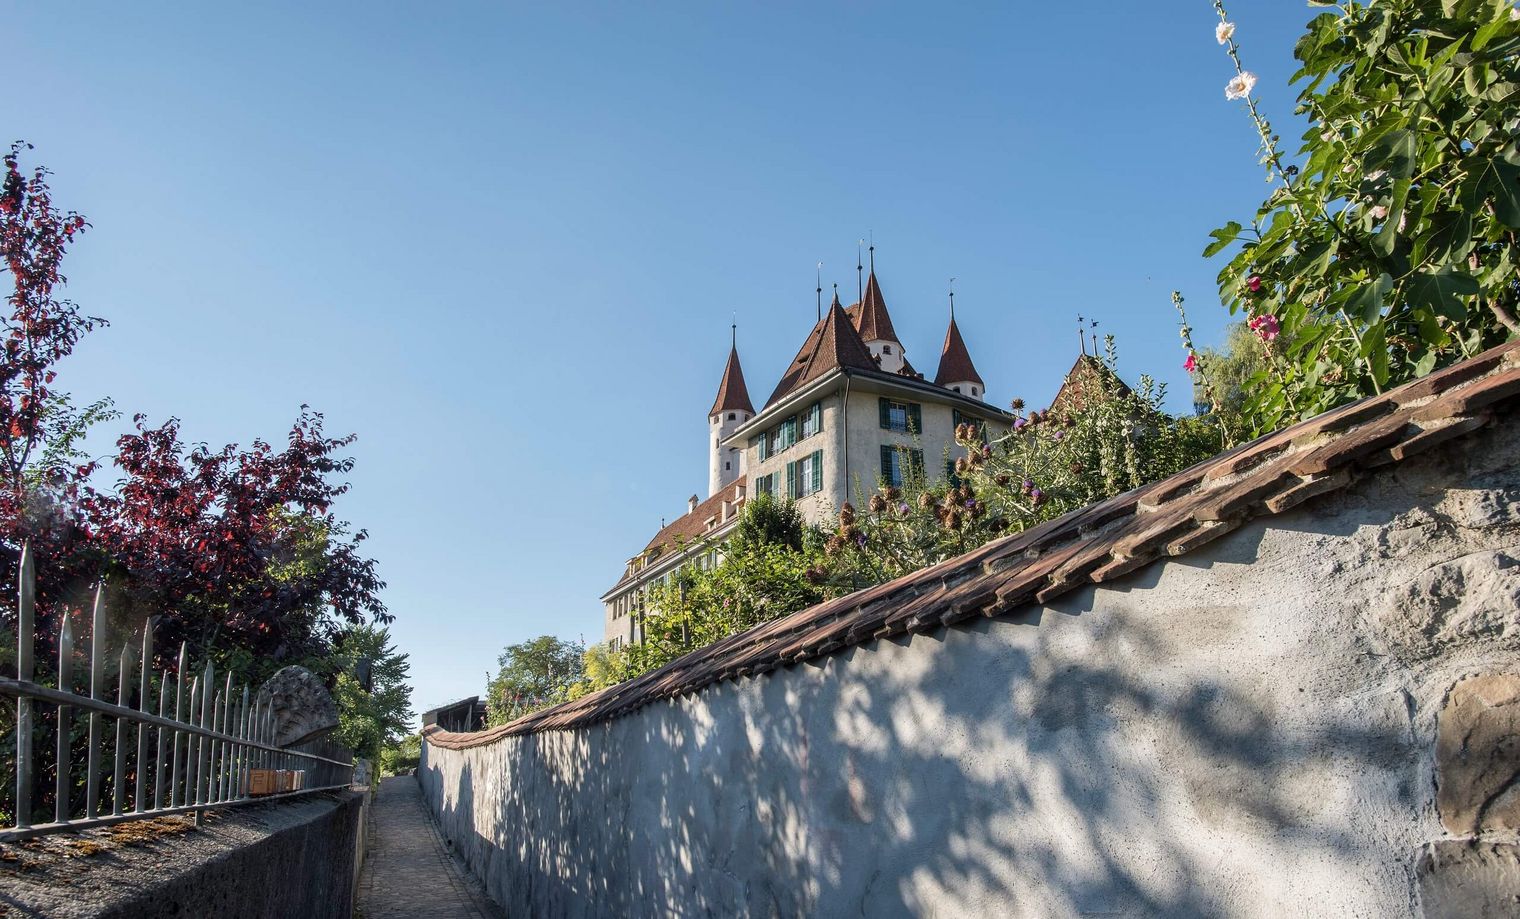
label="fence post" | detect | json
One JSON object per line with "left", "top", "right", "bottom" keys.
{"left": 14, "top": 544, "right": 34, "bottom": 829}
{"left": 85, "top": 586, "right": 107, "bottom": 820}
{"left": 54, "top": 615, "right": 73, "bottom": 824}
{"left": 113, "top": 643, "right": 131, "bottom": 816}
{"left": 135, "top": 625, "right": 152, "bottom": 812}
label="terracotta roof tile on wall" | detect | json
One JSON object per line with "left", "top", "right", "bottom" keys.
{"left": 764, "top": 294, "right": 879, "bottom": 407}
{"left": 429, "top": 341, "right": 1520, "bottom": 749}
{"left": 933, "top": 316, "right": 984, "bottom": 387}
{"left": 709, "top": 346, "right": 755, "bottom": 416}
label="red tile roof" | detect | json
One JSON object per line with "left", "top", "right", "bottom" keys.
{"left": 764, "top": 293, "right": 879, "bottom": 408}
{"left": 933, "top": 315, "right": 983, "bottom": 387}
{"left": 709, "top": 345, "right": 755, "bottom": 416}
{"left": 1049, "top": 354, "right": 1130, "bottom": 414}
{"left": 854, "top": 271, "right": 899, "bottom": 343}
{"left": 428, "top": 341, "right": 1520, "bottom": 747}
{"left": 604, "top": 478, "right": 748, "bottom": 596}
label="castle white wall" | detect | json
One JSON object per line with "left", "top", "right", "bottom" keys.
{"left": 709, "top": 410, "right": 749, "bottom": 497}
{"left": 422, "top": 419, "right": 1520, "bottom": 918}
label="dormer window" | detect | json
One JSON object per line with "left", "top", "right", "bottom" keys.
{"left": 728, "top": 412, "right": 736, "bottom": 420}
{"left": 883, "top": 345, "right": 892, "bottom": 354}
{"left": 972, "top": 386, "right": 979, "bottom": 397}
{"left": 953, "top": 386, "right": 961, "bottom": 393}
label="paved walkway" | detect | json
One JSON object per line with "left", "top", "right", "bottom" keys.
{"left": 357, "top": 775, "right": 506, "bottom": 919}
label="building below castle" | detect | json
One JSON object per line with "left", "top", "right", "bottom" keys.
{"left": 601, "top": 265, "right": 1015, "bottom": 647}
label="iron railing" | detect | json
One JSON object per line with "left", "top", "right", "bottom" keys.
{"left": 1, "top": 545, "right": 354, "bottom": 842}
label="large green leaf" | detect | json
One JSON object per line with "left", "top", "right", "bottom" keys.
{"left": 1203, "top": 222, "right": 1244, "bottom": 258}
{"left": 1364, "top": 129, "right": 1418, "bottom": 178}
{"left": 1406, "top": 268, "right": 1480, "bottom": 320}
{"left": 1348, "top": 273, "right": 1395, "bottom": 323}
{"left": 1483, "top": 158, "right": 1520, "bottom": 226}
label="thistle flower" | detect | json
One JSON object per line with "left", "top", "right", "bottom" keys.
{"left": 994, "top": 474, "right": 1011, "bottom": 487}
{"left": 1215, "top": 21, "right": 1235, "bottom": 44}
{"left": 898, "top": 502, "right": 910, "bottom": 515}
{"left": 943, "top": 509, "right": 963, "bottom": 530}
{"left": 918, "top": 492, "right": 936, "bottom": 511}
{"left": 839, "top": 503, "right": 856, "bottom": 527}
{"left": 1225, "top": 72, "right": 1257, "bottom": 100}
{"left": 884, "top": 486, "right": 901, "bottom": 501}
{"left": 868, "top": 494, "right": 887, "bottom": 514}
{"left": 1030, "top": 488, "right": 1045, "bottom": 505}
{"left": 1010, "top": 397, "right": 1025, "bottom": 411}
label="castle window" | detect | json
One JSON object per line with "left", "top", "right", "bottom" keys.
{"left": 972, "top": 387, "right": 979, "bottom": 397}
{"left": 953, "top": 386, "right": 961, "bottom": 393}
{"left": 883, "top": 345, "right": 892, "bottom": 354}
{"left": 880, "top": 445, "right": 924, "bottom": 489}
{"left": 724, "top": 461, "right": 731, "bottom": 471}
{"left": 801, "top": 401, "right": 822, "bottom": 439}
{"left": 878, "top": 398, "right": 921, "bottom": 433}
{"left": 786, "top": 449, "right": 824, "bottom": 498}
{"left": 728, "top": 412, "right": 736, "bottom": 421}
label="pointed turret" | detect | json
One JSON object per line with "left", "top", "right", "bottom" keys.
{"left": 709, "top": 330, "right": 754, "bottom": 496}
{"left": 934, "top": 312, "right": 986, "bottom": 401}
{"left": 765, "top": 292, "right": 877, "bottom": 407}
{"left": 847, "top": 269, "right": 907, "bottom": 373}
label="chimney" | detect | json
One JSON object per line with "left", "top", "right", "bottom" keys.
{"left": 688, "top": 495, "right": 699, "bottom": 515}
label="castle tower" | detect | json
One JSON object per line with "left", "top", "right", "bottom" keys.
{"left": 934, "top": 307, "right": 986, "bottom": 401}
{"left": 852, "top": 270, "right": 907, "bottom": 374}
{"left": 709, "top": 330, "right": 755, "bottom": 496}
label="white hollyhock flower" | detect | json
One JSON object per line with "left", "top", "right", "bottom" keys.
{"left": 1216, "top": 21, "right": 1236, "bottom": 44}
{"left": 1366, "top": 170, "right": 1388, "bottom": 183}
{"left": 1512, "top": 6, "right": 1518, "bottom": 20}
{"left": 1371, "top": 205, "right": 1389, "bottom": 220}
{"left": 1225, "top": 72, "right": 1258, "bottom": 100}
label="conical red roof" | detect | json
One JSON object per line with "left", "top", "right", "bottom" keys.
{"left": 853, "top": 271, "right": 900, "bottom": 343}
{"left": 709, "top": 345, "right": 755, "bottom": 416}
{"left": 765, "top": 293, "right": 878, "bottom": 407}
{"left": 933, "top": 315, "right": 984, "bottom": 387}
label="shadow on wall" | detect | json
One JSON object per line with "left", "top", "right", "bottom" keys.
{"left": 421, "top": 584, "right": 1418, "bottom": 917}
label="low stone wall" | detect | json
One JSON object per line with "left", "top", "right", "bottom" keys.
{"left": 422, "top": 415, "right": 1520, "bottom": 916}
{"left": 0, "top": 790, "right": 368, "bottom": 919}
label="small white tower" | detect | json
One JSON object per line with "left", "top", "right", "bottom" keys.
{"left": 934, "top": 293, "right": 986, "bottom": 401}
{"left": 853, "top": 251, "right": 908, "bottom": 375}
{"left": 709, "top": 326, "right": 755, "bottom": 497}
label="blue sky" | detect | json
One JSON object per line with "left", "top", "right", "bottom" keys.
{"left": 13, "top": 2, "right": 1316, "bottom": 717}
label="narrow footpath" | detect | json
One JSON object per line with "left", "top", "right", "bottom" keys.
{"left": 357, "top": 775, "right": 506, "bottom": 919}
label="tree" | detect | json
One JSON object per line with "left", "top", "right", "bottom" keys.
{"left": 485, "top": 635, "right": 586, "bottom": 726}
{"left": 1200, "top": 0, "right": 1520, "bottom": 434}
{"left": 329, "top": 625, "right": 413, "bottom": 765}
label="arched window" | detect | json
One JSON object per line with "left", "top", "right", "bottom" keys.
{"left": 728, "top": 412, "right": 736, "bottom": 420}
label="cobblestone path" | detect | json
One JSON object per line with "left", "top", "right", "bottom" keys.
{"left": 357, "top": 775, "right": 505, "bottom": 918}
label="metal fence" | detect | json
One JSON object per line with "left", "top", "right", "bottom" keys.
{"left": 1, "top": 545, "right": 354, "bottom": 842}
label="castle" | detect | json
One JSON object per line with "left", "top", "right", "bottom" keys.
{"left": 601, "top": 260, "right": 1015, "bottom": 647}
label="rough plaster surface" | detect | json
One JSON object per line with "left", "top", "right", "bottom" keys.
{"left": 256, "top": 665, "right": 339, "bottom": 747}
{"left": 1436, "top": 673, "right": 1520, "bottom": 835}
{"left": 423, "top": 420, "right": 1520, "bottom": 918}
{"left": 0, "top": 790, "right": 366, "bottom": 919}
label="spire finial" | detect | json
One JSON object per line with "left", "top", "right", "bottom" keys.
{"left": 868, "top": 230, "right": 875, "bottom": 273}
{"left": 1090, "top": 319, "right": 1100, "bottom": 357}
{"left": 948, "top": 277, "right": 956, "bottom": 320}
{"left": 816, "top": 261, "right": 823, "bottom": 322}
{"left": 731, "top": 313, "right": 737, "bottom": 349}
{"left": 1077, "top": 314, "right": 1086, "bottom": 356}
{"left": 857, "top": 239, "right": 864, "bottom": 305}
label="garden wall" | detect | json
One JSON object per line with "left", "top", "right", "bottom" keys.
{"left": 422, "top": 399, "right": 1520, "bottom": 916}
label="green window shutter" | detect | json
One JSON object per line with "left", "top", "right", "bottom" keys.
{"left": 786, "top": 461, "right": 796, "bottom": 499}
{"left": 908, "top": 403, "right": 922, "bottom": 434}
{"left": 812, "top": 450, "right": 823, "bottom": 493}
{"left": 879, "top": 398, "right": 890, "bottom": 429}
{"left": 880, "top": 444, "right": 893, "bottom": 485}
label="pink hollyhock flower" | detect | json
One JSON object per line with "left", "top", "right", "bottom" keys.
{"left": 1248, "top": 314, "right": 1280, "bottom": 342}
{"left": 1184, "top": 353, "right": 1198, "bottom": 373}
{"left": 1247, "top": 275, "right": 1262, "bottom": 293}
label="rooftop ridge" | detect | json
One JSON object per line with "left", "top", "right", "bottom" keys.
{"left": 429, "top": 340, "right": 1520, "bottom": 748}
{"left": 763, "top": 293, "right": 878, "bottom": 407}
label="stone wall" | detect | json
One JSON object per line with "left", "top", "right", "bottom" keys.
{"left": 1, "top": 791, "right": 369, "bottom": 919}
{"left": 422, "top": 417, "right": 1520, "bottom": 917}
